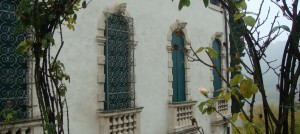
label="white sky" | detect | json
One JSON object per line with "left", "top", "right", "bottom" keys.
{"left": 242, "top": 0, "right": 295, "bottom": 102}
{"left": 247, "top": 0, "right": 292, "bottom": 42}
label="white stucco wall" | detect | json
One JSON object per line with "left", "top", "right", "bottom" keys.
{"left": 55, "top": 0, "right": 229, "bottom": 134}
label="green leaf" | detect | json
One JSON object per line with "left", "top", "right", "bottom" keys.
{"left": 207, "top": 107, "right": 215, "bottom": 115}
{"left": 73, "top": 14, "right": 77, "bottom": 22}
{"left": 234, "top": 65, "right": 242, "bottom": 71}
{"left": 271, "top": 25, "right": 291, "bottom": 34}
{"left": 240, "top": 80, "right": 252, "bottom": 98}
{"left": 203, "top": 0, "right": 209, "bottom": 7}
{"left": 227, "top": 67, "right": 235, "bottom": 72}
{"left": 232, "top": 92, "right": 240, "bottom": 101}
{"left": 280, "top": 25, "right": 290, "bottom": 32}
{"left": 196, "top": 47, "right": 205, "bottom": 53}
{"left": 232, "top": 113, "right": 238, "bottom": 122}
{"left": 198, "top": 102, "right": 206, "bottom": 112}
{"left": 178, "top": 0, "right": 190, "bottom": 10}
{"left": 67, "top": 23, "right": 74, "bottom": 30}
{"left": 59, "top": 85, "right": 67, "bottom": 96}
{"left": 239, "top": 113, "right": 248, "bottom": 122}
{"left": 234, "top": 13, "right": 245, "bottom": 21}
{"left": 229, "top": 74, "right": 243, "bottom": 87}
{"left": 202, "top": 108, "right": 207, "bottom": 114}
{"left": 240, "top": 0, "right": 247, "bottom": 10}
{"left": 250, "top": 84, "right": 258, "bottom": 94}
{"left": 236, "top": 0, "right": 247, "bottom": 10}
{"left": 243, "top": 16, "right": 256, "bottom": 27}
{"left": 207, "top": 47, "right": 218, "bottom": 58}
{"left": 16, "top": 40, "right": 32, "bottom": 56}
{"left": 42, "top": 39, "right": 48, "bottom": 48}
{"left": 224, "top": 92, "right": 231, "bottom": 101}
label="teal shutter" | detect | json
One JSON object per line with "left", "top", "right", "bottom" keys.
{"left": 0, "top": 0, "right": 28, "bottom": 120}
{"left": 212, "top": 40, "right": 222, "bottom": 97}
{"left": 172, "top": 32, "right": 186, "bottom": 102}
{"left": 104, "top": 13, "right": 135, "bottom": 110}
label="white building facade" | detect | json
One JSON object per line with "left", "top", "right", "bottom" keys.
{"left": 0, "top": 0, "right": 232, "bottom": 134}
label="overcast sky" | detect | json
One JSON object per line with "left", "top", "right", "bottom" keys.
{"left": 242, "top": 0, "right": 295, "bottom": 103}
{"left": 247, "top": 0, "right": 292, "bottom": 42}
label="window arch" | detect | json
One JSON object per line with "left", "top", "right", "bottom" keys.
{"left": 212, "top": 39, "right": 222, "bottom": 97}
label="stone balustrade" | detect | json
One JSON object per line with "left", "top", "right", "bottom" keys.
{"left": 98, "top": 107, "right": 143, "bottom": 134}
{"left": 0, "top": 118, "right": 42, "bottom": 134}
{"left": 168, "top": 101, "right": 198, "bottom": 134}
{"left": 211, "top": 98, "right": 231, "bottom": 125}
{"left": 216, "top": 98, "right": 229, "bottom": 115}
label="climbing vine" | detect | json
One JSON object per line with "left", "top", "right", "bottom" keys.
{"left": 15, "top": 0, "right": 88, "bottom": 133}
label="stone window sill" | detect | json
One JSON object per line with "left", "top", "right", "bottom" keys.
{"left": 209, "top": 4, "right": 223, "bottom": 13}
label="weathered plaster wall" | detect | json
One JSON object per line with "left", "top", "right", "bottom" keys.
{"left": 56, "top": 0, "right": 229, "bottom": 133}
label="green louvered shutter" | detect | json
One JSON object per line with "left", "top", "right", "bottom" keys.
{"left": 172, "top": 32, "right": 186, "bottom": 102}
{"left": 212, "top": 40, "right": 222, "bottom": 97}
{"left": 0, "top": 0, "right": 28, "bottom": 120}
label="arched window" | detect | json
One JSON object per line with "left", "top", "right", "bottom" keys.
{"left": 212, "top": 39, "right": 222, "bottom": 97}
{"left": 171, "top": 32, "right": 186, "bottom": 102}
{"left": 104, "top": 13, "right": 135, "bottom": 110}
{"left": 0, "top": 0, "right": 29, "bottom": 120}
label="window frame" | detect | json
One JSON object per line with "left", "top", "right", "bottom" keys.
{"left": 208, "top": 0, "right": 223, "bottom": 12}
{"left": 96, "top": 3, "right": 138, "bottom": 111}
{"left": 103, "top": 12, "right": 135, "bottom": 110}
{"left": 167, "top": 20, "right": 192, "bottom": 103}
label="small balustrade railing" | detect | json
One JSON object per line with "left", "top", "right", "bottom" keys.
{"left": 0, "top": 118, "right": 42, "bottom": 134}
{"left": 98, "top": 107, "right": 143, "bottom": 134}
{"left": 211, "top": 98, "right": 231, "bottom": 125}
{"left": 168, "top": 101, "right": 198, "bottom": 134}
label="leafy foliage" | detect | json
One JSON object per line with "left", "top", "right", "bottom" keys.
{"left": 173, "top": 0, "right": 300, "bottom": 133}
{"left": 14, "top": 0, "right": 86, "bottom": 133}
{"left": 178, "top": 0, "right": 190, "bottom": 10}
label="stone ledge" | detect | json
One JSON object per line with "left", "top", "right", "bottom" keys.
{"left": 0, "top": 117, "right": 42, "bottom": 133}
{"left": 168, "top": 125, "right": 199, "bottom": 134}
{"left": 168, "top": 101, "right": 197, "bottom": 108}
{"left": 97, "top": 107, "right": 143, "bottom": 117}
{"left": 0, "top": 118, "right": 41, "bottom": 126}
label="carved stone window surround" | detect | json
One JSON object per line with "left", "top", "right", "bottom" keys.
{"left": 166, "top": 20, "right": 192, "bottom": 103}
{"left": 96, "top": 3, "right": 142, "bottom": 134}
{"left": 208, "top": 32, "right": 232, "bottom": 124}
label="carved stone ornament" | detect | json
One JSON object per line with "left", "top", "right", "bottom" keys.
{"left": 175, "top": 19, "right": 187, "bottom": 31}
{"left": 115, "top": 3, "right": 126, "bottom": 15}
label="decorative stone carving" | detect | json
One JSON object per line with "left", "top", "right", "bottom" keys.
{"left": 0, "top": 118, "right": 42, "bottom": 134}
{"left": 98, "top": 107, "right": 143, "bottom": 134}
{"left": 168, "top": 101, "right": 198, "bottom": 134}
{"left": 116, "top": 3, "right": 126, "bottom": 15}
{"left": 175, "top": 19, "right": 187, "bottom": 31}
{"left": 211, "top": 98, "right": 232, "bottom": 125}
